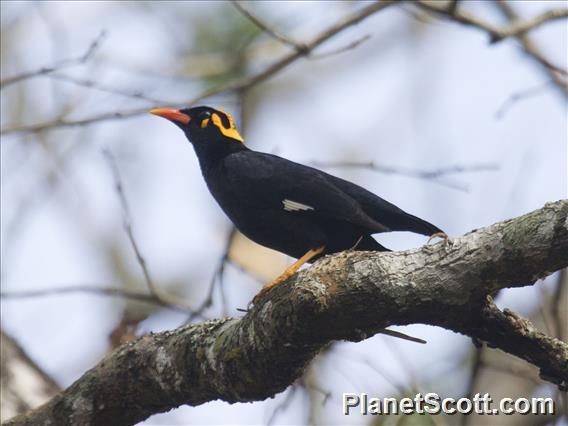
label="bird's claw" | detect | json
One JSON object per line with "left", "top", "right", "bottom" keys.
{"left": 427, "top": 231, "right": 449, "bottom": 246}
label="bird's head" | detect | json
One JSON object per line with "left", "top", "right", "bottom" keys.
{"left": 150, "top": 106, "right": 244, "bottom": 145}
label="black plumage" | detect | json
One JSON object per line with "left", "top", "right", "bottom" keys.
{"left": 151, "top": 106, "right": 445, "bottom": 300}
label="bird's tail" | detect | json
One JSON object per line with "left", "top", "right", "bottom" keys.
{"left": 357, "top": 235, "right": 391, "bottom": 252}
{"left": 397, "top": 212, "right": 444, "bottom": 236}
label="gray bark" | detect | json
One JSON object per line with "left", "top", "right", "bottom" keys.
{"left": 5, "top": 200, "right": 568, "bottom": 426}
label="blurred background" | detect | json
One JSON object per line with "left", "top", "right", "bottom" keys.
{"left": 1, "top": 1, "right": 566, "bottom": 425}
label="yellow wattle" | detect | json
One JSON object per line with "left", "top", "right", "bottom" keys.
{"left": 211, "top": 113, "right": 244, "bottom": 143}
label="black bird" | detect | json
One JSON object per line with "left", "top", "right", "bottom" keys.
{"left": 150, "top": 106, "right": 446, "bottom": 302}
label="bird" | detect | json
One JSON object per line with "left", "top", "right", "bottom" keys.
{"left": 150, "top": 106, "right": 446, "bottom": 304}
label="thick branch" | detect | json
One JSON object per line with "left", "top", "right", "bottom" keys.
{"left": 7, "top": 200, "right": 568, "bottom": 426}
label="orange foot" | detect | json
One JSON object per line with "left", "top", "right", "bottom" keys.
{"left": 252, "top": 246, "right": 325, "bottom": 305}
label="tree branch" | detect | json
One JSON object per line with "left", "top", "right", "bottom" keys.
{"left": 494, "top": 0, "right": 568, "bottom": 96}
{"left": 309, "top": 161, "right": 499, "bottom": 192}
{"left": 415, "top": 0, "right": 568, "bottom": 96}
{"left": 102, "top": 149, "right": 196, "bottom": 313}
{"left": 0, "top": 31, "right": 106, "bottom": 89}
{"left": 0, "top": 285, "right": 191, "bottom": 313}
{"left": 1, "top": 1, "right": 395, "bottom": 136}
{"left": 7, "top": 199, "right": 568, "bottom": 426}
{"left": 494, "top": 80, "right": 554, "bottom": 119}
{"left": 232, "top": 1, "right": 308, "bottom": 52}
{"left": 416, "top": 1, "right": 568, "bottom": 47}
{"left": 102, "top": 150, "right": 158, "bottom": 297}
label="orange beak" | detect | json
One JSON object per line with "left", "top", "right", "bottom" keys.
{"left": 150, "top": 108, "right": 191, "bottom": 124}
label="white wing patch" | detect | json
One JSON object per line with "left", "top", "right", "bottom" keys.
{"left": 283, "top": 199, "right": 314, "bottom": 212}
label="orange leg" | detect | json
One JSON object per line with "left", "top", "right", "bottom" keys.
{"left": 427, "top": 231, "right": 449, "bottom": 245}
{"left": 252, "top": 246, "right": 325, "bottom": 304}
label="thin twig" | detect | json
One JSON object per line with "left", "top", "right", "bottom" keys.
{"left": 0, "top": 286, "right": 189, "bottom": 313}
{"left": 310, "top": 161, "right": 499, "bottom": 192}
{"left": 299, "top": 378, "right": 332, "bottom": 406}
{"left": 186, "top": 227, "right": 237, "bottom": 322}
{"left": 481, "top": 360, "right": 540, "bottom": 386}
{"left": 102, "top": 150, "right": 197, "bottom": 315}
{"left": 495, "top": 0, "right": 567, "bottom": 96}
{"left": 1, "top": 1, "right": 396, "bottom": 135}
{"left": 0, "top": 31, "right": 106, "bottom": 89}
{"left": 331, "top": 349, "right": 406, "bottom": 394}
{"left": 416, "top": 1, "right": 568, "bottom": 48}
{"left": 495, "top": 80, "right": 554, "bottom": 119}
{"left": 461, "top": 346, "right": 484, "bottom": 426}
{"left": 267, "top": 386, "right": 297, "bottom": 426}
{"left": 102, "top": 149, "right": 159, "bottom": 298}
{"left": 415, "top": 0, "right": 568, "bottom": 92}
{"left": 312, "top": 35, "right": 371, "bottom": 59}
{"left": 49, "top": 73, "right": 171, "bottom": 104}
{"left": 414, "top": 0, "right": 567, "bottom": 98}
{"left": 232, "top": 1, "right": 307, "bottom": 53}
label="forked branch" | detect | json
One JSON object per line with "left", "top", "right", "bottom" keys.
{"left": 7, "top": 200, "right": 568, "bottom": 426}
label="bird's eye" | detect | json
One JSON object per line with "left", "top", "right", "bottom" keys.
{"left": 198, "top": 112, "right": 211, "bottom": 128}
{"left": 198, "top": 111, "right": 211, "bottom": 129}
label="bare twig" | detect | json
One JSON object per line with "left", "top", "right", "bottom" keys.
{"left": 492, "top": 7, "right": 568, "bottom": 43}
{"left": 48, "top": 73, "right": 171, "bottom": 104}
{"left": 301, "top": 372, "right": 332, "bottom": 425}
{"left": 232, "top": 1, "right": 307, "bottom": 53}
{"left": 416, "top": 1, "right": 568, "bottom": 48}
{"left": 1, "top": 1, "right": 396, "bottom": 135}
{"left": 300, "top": 378, "right": 331, "bottom": 406}
{"left": 414, "top": 0, "right": 567, "bottom": 97}
{"left": 102, "top": 150, "right": 198, "bottom": 314}
{"left": 495, "top": 80, "right": 554, "bottom": 119}
{"left": 481, "top": 360, "right": 540, "bottom": 386}
{"left": 495, "top": 0, "right": 567, "bottom": 96}
{"left": 312, "top": 34, "right": 371, "bottom": 59}
{"left": 461, "top": 346, "right": 484, "bottom": 426}
{"left": 102, "top": 150, "right": 158, "bottom": 297}
{"left": 309, "top": 161, "right": 499, "bottom": 191}
{"left": 186, "top": 227, "right": 237, "bottom": 322}
{"left": 332, "top": 349, "right": 406, "bottom": 394}
{"left": 266, "top": 386, "right": 297, "bottom": 426}
{"left": 415, "top": 1, "right": 568, "bottom": 92}
{"left": 0, "top": 31, "right": 106, "bottom": 89}
{"left": 0, "top": 286, "right": 189, "bottom": 313}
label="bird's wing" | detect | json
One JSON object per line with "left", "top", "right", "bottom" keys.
{"left": 326, "top": 174, "right": 443, "bottom": 236}
{"left": 222, "top": 152, "right": 390, "bottom": 233}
